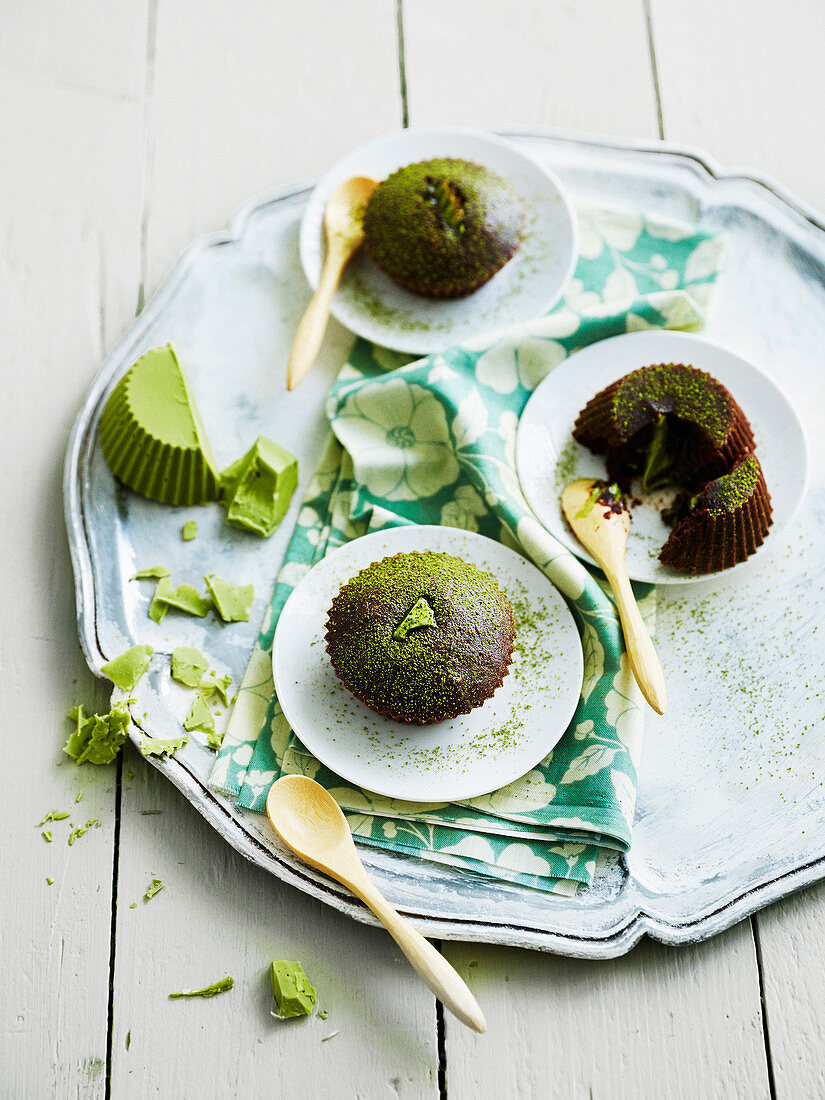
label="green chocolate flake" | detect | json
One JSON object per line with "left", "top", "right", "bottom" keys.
{"left": 101, "top": 644, "right": 154, "bottom": 690}
{"left": 144, "top": 878, "right": 164, "bottom": 901}
{"left": 392, "top": 596, "right": 437, "bottom": 641}
{"left": 205, "top": 728, "right": 225, "bottom": 752}
{"left": 270, "top": 960, "right": 316, "bottom": 1019}
{"left": 130, "top": 565, "right": 171, "bottom": 581}
{"left": 130, "top": 902, "right": 137, "bottom": 909}
{"left": 199, "top": 669, "right": 232, "bottom": 707}
{"left": 139, "top": 735, "right": 189, "bottom": 757}
{"left": 38, "top": 809, "right": 70, "bottom": 826}
{"left": 169, "top": 976, "right": 234, "bottom": 999}
{"left": 181, "top": 520, "right": 198, "bottom": 541}
{"left": 183, "top": 695, "right": 215, "bottom": 735}
{"left": 149, "top": 576, "right": 212, "bottom": 620}
{"left": 170, "top": 646, "right": 210, "bottom": 688}
{"left": 68, "top": 819, "right": 98, "bottom": 846}
{"left": 41, "top": 831, "right": 52, "bottom": 843}
{"left": 204, "top": 575, "right": 254, "bottom": 623}
{"left": 46, "top": 877, "right": 54, "bottom": 885}
{"left": 64, "top": 702, "right": 131, "bottom": 765}
{"left": 220, "top": 437, "right": 298, "bottom": 538}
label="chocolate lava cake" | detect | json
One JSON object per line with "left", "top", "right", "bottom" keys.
{"left": 363, "top": 158, "right": 524, "bottom": 298}
{"left": 658, "top": 454, "right": 772, "bottom": 574}
{"left": 325, "top": 551, "right": 516, "bottom": 725}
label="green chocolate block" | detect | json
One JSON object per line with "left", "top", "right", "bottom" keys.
{"left": 99, "top": 344, "right": 220, "bottom": 506}
{"left": 204, "top": 575, "right": 254, "bottom": 623}
{"left": 101, "top": 644, "right": 154, "bottom": 690}
{"left": 270, "top": 961, "right": 316, "bottom": 1019}
{"left": 171, "top": 646, "right": 210, "bottom": 688}
{"left": 182, "top": 520, "right": 199, "bottom": 541}
{"left": 220, "top": 436, "right": 298, "bottom": 537}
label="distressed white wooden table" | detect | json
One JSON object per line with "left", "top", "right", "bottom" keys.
{"left": 5, "top": 2, "right": 825, "bottom": 1096}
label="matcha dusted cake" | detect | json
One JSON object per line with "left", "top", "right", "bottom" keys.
{"left": 573, "top": 362, "right": 755, "bottom": 491}
{"left": 325, "top": 551, "right": 516, "bottom": 725}
{"left": 363, "top": 158, "right": 524, "bottom": 299}
{"left": 571, "top": 361, "right": 772, "bottom": 574}
{"left": 100, "top": 344, "right": 220, "bottom": 505}
{"left": 659, "top": 454, "right": 772, "bottom": 574}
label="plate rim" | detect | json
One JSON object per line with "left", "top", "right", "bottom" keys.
{"left": 64, "top": 126, "right": 825, "bottom": 958}
{"left": 516, "top": 328, "right": 810, "bottom": 585}
{"left": 297, "top": 124, "right": 579, "bottom": 354}
{"left": 271, "top": 524, "right": 583, "bottom": 802}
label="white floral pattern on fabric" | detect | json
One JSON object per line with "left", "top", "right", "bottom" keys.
{"left": 209, "top": 202, "right": 727, "bottom": 896}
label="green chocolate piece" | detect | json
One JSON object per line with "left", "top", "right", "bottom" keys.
{"left": 130, "top": 565, "right": 171, "bottom": 581}
{"left": 139, "top": 734, "right": 189, "bottom": 757}
{"left": 270, "top": 961, "right": 316, "bottom": 1019}
{"left": 64, "top": 702, "right": 131, "bottom": 765}
{"left": 171, "top": 646, "right": 210, "bottom": 688}
{"left": 101, "top": 644, "right": 154, "bottom": 690}
{"left": 182, "top": 520, "right": 198, "bottom": 541}
{"left": 392, "top": 596, "right": 436, "bottom": 641}
{"left": 183, "top": 695, "right": 215, "bottom": 735}
{"left": 169, "top": 976, "right": 234, "bottom": 999}
{"left": 144, "top": 878, "right": 164, "bottom": 901}
{"left": 220, "top": 437, "right": 298, "bottom": 538}
{"left": 204, "top": 575, "right": 254, "bottom": 623}
{"left": 99, "top": 345, "right": 220, "bottom": 505}
{"left": 150, "top": 577, "right": 212, "bottom": 620}
{"left": 199, "top": 669, "right": 232, "bottom": 707}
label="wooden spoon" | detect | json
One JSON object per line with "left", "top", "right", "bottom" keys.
{"left": 561, "top": 479, "right": 667, "bottom": 716}
{"left": 287, "top": 176, "right": 378, "bottom": 391}
{"left": 266, "top": 774, "right": 487, "bottom": 1033}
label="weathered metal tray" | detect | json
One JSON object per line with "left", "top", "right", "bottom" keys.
{"left": 65, "top": 129, "right": 825, "bottom": 958}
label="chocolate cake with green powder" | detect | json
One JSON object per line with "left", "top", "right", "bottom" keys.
{"left": 573, "top": 362, "right": 755, "bottom": 492}
{"left": 659, "top": 453, "right": 772, "bottom": 574}
{"left": 325, "top": 551, "right": 516, "bottom": 725}
{"left": 363, "top": 158, "right": 524, "bottom": 298}
{"left": 572, "top": 362, "right": 772, "bottom": 573}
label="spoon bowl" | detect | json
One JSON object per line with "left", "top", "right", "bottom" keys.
{"left": 267, "top": 775, "right": 486, "bottom": 1033}
{"left": 287, "top": 176, "right": 377, "bottom": 391}
{"left": 562, "top": 478, "right": 666, "bottom": 715}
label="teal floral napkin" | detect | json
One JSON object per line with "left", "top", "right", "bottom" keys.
{"left": 210, "top": 203, "right": 726, "bottom": 894}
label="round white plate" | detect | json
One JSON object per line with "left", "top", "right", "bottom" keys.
{"left": 516, "top": 330, "right": 809, "bottom": 585}
{"left": 272, "top": 526, "right": 583, "bottom": 802}
{"left": 299, "top": 127, "right": 578, "bottom": 355}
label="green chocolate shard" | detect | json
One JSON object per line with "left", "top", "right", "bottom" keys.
{"left": 171, "top": 646, "right": 210, "bottom": 688}
{"left": 393, "top": 596, "right": 436, "bottom": 641}
{"left": 182, "top": 520, "right": 198, "bottom": 541}
{"left": 139, "top": 734, "right": 189, "bottom": 757}
{"left": 220, "top": 436, "right": 298, "bottom": 537}
{"left": 270, "top": 960, "right": 316, "bottom": 1019}
{"left": 183, "top": 694, "right": 215, "bottom": 734}
{"left": 38, "top": 810, "right": 70, "bottom": 826}
{"left": 150, "top": 577, "right": 212, "bottom": 619}
{"left": 64, "top": 702, "right": 131, "bottom": 765}
{"left": 205, "top": 728, "right": 224, "bottom": 752}
{"left": 169, "top": 976, "right": 234, "bottom": 999}
{"left": 101, "top": 644, "right": 154, "bottom": 690}
{"left": 99, "top": 344, "right": 220, "bottom": 505}
{"left": 144, "top": 878, "right": 164, "bottom": 901}
{"left": 130, "top": 565, "right": 171, "bottom": 581}
{"left": 204, "top": 575, "right": 254, "bottom": 623}
{"left": 46, "top": 878, "right": 54, "bottom": 885}
{"left": 42, "top": 831, "right": 52, "bottom": 843}
{"left": 199, "top": 669, "right": 232, "bottom": 707}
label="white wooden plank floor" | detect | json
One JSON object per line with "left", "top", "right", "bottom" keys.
{"left": 4, "top": 2, "right": 825, "bottom": 1096}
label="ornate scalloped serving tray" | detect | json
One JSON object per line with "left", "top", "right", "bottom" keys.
{"left": 65, "top": 129, "right": 825, "bottom": 958}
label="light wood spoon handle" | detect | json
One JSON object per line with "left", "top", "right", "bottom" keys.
{"left": 345, "top": 868, "right": 486, "bottom": 1033}
{"left": 605, "top": 565, "right": 667, "bottom": 715}
{"left": 287, "top": 243, "right": 347, "bottom": 391}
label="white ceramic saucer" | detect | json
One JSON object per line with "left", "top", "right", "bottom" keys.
{"left": 272, "top": 526, "right": 583, "bottom": 802}
{"left": 516, "top": 330, "right": 809, "bottom": 585}
{"left": 299, "top": 127, "right": 578, "bottom": 355}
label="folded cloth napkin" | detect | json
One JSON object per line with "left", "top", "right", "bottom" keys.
{"left": 210, "top": 202, "right": 726, "bottom": 894}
